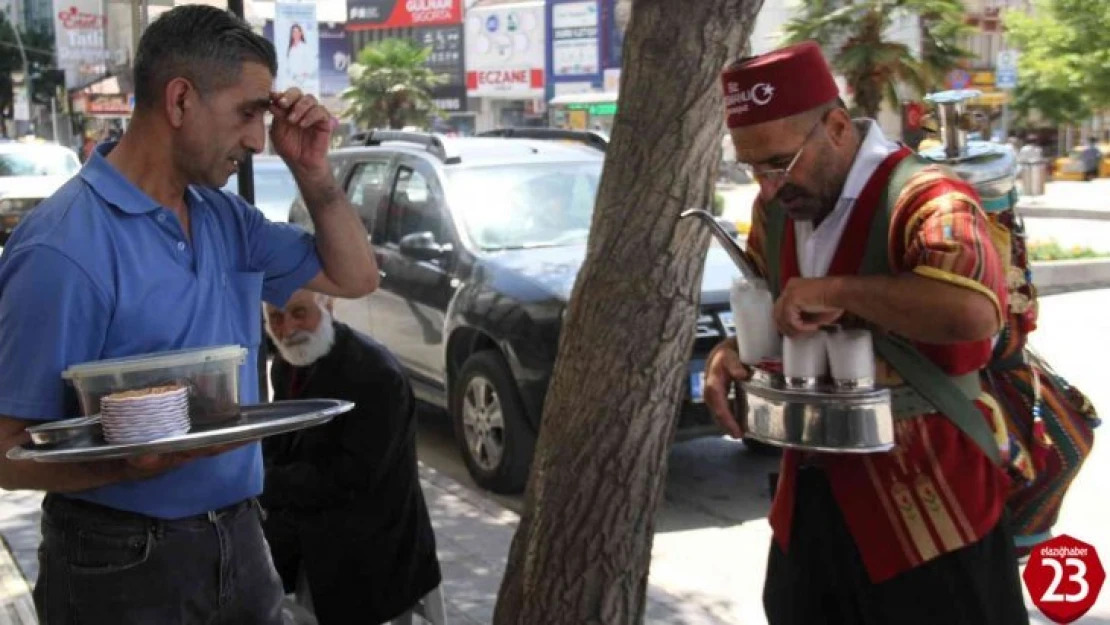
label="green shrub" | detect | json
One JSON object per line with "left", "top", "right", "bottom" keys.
{"left": 1027, "top": 239, "right": 1110, "bottom": 261}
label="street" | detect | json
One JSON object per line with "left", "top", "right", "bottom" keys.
{"left": 416, "top": 287, "right": 1110, "bottom": 624}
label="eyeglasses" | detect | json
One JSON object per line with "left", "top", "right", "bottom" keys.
{"left": 739, "top": 114, "right": 827, "bottom": 187}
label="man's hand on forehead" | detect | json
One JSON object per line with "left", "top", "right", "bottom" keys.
{"left": 269, "top": 88, "right": 330, "bottom": 129}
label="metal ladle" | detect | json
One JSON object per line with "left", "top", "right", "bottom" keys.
{"left": 679, "top": 208, "right": 761, "bottom": 280}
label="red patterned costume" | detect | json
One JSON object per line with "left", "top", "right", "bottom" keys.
{"left": 746, "top": 153, "right": 1012, "bottom": 582}
{"left": 718, "top": 41, "right": 1030, "bottom": 625}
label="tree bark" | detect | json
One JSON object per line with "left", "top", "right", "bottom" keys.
{"left": 492, "top": 2, "right": 762, "bottom": 624}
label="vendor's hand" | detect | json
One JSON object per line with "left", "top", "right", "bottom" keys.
{"left": 269, "top": 88, "right": 333, "bottom": 175}
{"left": 774, "top": 277, "right": 844, "bottom": 336}
{"left": 704, "top": 339, "right": 751, "bottom": 439}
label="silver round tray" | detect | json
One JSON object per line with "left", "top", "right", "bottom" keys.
{"left": 8, "top": 399, "right": 354, "bottom": 463}
{"left": 740, "top": 373, "right": 895, "bottom": 454}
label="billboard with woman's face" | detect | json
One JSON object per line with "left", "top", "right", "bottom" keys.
{"left": 274, "top": 2, "right": 321, "bottom": 97}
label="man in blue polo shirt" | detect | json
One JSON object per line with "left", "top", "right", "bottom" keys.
{"left": 0, "top": 6, "right": 377, "bottom": 624}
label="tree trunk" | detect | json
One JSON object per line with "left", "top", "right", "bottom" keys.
{"left": 492, "top": 2, "right": 762, "bottom": 624}
{"left": 852, "top": 77, "right": 882, "bottom": 121}
{"left": 388, "top": 112, "right": 404, "bottom": 129}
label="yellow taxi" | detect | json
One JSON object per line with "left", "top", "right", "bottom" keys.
{"left": 1052, "top": 143, "right": 1110, "bottom": 180}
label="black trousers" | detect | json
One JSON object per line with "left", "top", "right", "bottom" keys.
{"left": 763, "top": 468, "right": 1030, "bottom": 625}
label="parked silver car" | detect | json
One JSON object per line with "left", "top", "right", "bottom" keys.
{"left": 0, "top": 142, "right": 81, "bottom": 243}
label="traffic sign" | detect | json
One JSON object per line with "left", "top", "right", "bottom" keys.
{"left": 946, "top": 69, "right": 970, "bottom": 90}
{"left": 997, "top": 69, "right": 1018, "bottom": 90}
{"left": 1023, "top": 534, "right": 1105, "bottom": 624}
{"left": 13, "top": 91, "right": 30, "bottom": 122}
{"left": 997, "top": 50, "right": 1020, "bottom": 90}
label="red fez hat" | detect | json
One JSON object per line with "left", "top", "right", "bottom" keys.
{"left": 720, "top": 41, "right": 839, "bottom": 129}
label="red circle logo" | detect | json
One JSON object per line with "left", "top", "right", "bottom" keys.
{"left": 1023, "top": 535, "right": 1105, "bottom": 623}
{"left": 905, "top": 102, "right": 925, "bottom": 130}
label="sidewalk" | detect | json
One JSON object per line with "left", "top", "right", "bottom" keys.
{"left": 0, "top": 490, "right": 41, "bottom": 624}
{"left": 0, "top": 536, "right": 35, "bottom": 624}
{"left": 0, "top": 464, "right": 733, "bottom": 625}
{"left": 1017, "top": 178, "right": 1110, "bottom": 218}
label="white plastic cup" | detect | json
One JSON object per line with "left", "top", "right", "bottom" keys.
{"left": 826, "top": 328, "right": 876, "bottom": 384}
{"left": 730, "top": 277, "right": 780, "bottom": 365}
{"left": 783, "top": 332, "right": 828, "bottom": 380}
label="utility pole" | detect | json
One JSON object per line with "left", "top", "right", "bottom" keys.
{"left": 228, "top": 0, "right": 255, "bottom": 208}
{"left": 4, "top": 6, "right": 32, "bottom": 136}
{"left": 226, "top": 0, "right": 265, "bottom": 401}
{"left": 130, "top": 0, "right": 141, "bottom": 53}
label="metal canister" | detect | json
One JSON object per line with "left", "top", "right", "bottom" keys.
{"left": 919, "top": 90, "right": 1019, "bottom": 212}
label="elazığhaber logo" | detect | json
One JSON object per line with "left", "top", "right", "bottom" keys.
{"left": 1023, "top": 534, "right": 1105, "bottom": 623}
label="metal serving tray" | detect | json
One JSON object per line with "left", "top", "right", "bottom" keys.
{"left": 9, "top": 399, "right": 353, "bottom": 463}
{"left": 740, "top": 372, "right": 895, "bottom": 454}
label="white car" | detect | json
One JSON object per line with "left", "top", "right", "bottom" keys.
{"left": 0, "top": 142, "right": 81, "bottom": 243}
{"left": 222, "top": 155, "right": 296, "bottom": 223}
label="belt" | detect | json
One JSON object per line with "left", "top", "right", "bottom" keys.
{"left": 44, "top": 494, "right": 255, "bottom": 531}
{"left": 889, "top": 371, "right": 981, "bottom": 420}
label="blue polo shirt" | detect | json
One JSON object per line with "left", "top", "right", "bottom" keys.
{"left": 0, "top": 142, "right": 321, "bottom": 519}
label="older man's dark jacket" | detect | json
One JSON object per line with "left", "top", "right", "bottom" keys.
{"left": 260, "top": 321, "right": 441, "bottom": 624}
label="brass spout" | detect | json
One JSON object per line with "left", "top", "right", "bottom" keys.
{"left": 680, "top": 208, "right": 762, "bottom": 280}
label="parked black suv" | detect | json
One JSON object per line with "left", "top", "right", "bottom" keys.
{"left": 290, "top": 130, "right": 742, "bottom": 494}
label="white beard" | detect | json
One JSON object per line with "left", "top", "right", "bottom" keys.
{"left": 270, "top": 307, "right": 336, "bottom": 367}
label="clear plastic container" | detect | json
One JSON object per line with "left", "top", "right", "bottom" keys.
{"left": 62, "top": 346, "right": 248, "bottom": 426}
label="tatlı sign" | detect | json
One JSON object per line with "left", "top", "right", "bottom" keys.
{"left": 53, "top": 1, "right": 115, "bottom": 89}
{"left": 464, "top": 2, "right": 545, "bottom": 98}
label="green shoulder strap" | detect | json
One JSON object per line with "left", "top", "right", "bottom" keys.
{"left": 862, "top": 155, "right": 1002, "bottom": 465}
{"left": 763, "top": 200, "right": 786, "bottom": 298}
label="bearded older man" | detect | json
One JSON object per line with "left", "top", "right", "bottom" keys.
{"left": 260, "top": 289, "right": 441, "bottom": 624}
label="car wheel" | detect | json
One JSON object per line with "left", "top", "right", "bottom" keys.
{"left": 451, "top": 350, "right": 536, "bottom": 494}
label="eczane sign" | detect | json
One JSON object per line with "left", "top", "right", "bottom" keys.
{"left": 468, "top": 69, "right": 544, "bottom": 93}
{"left": 464, "top": 2, "right": 545, "bottom": 98}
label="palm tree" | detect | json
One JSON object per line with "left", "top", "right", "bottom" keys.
{"left": 785, "top": 0, "right": 971, "bottom": 119}
{"left": 917, "top": 0, "right": 975, "bottom": 87}
{"left": 341, "top": 38, "right": 447, "bottom": 130}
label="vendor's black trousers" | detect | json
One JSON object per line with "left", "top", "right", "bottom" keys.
{"left": 763, "top": 467, "right": 1030, "bottom": 625}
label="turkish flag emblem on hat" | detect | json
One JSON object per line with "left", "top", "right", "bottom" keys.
{"left": 720, "top": 41, "right": 840, "bottom": 129}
